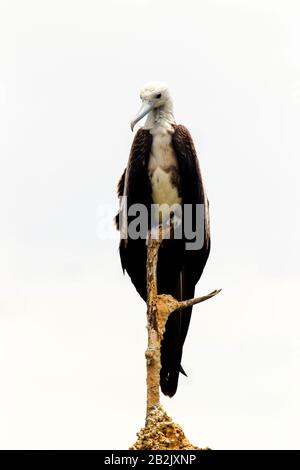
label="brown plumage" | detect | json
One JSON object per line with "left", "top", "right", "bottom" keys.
{"left": 116, "top": 125, "right": 210, "bottom": 397}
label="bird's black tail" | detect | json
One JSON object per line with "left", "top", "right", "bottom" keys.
{"left": 160, "top": 271, "right": 194, "bottom": 397}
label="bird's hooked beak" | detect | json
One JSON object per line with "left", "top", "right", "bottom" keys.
{"left": 130, "top": 100, "right": 154, "bottom": 131}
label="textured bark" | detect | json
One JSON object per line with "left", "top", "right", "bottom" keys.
{"left": 145, "top": 237, "right": 160, "bottom": 414}
{"left": 131, "top": 228, "right": 221, "bottom": 450}
{"left": 130, "top": 405, "right": 202, "bottom": 451}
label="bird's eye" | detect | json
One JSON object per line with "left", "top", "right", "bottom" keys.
{"left": 156, "top": 93, "right": 162, "bottom": 99}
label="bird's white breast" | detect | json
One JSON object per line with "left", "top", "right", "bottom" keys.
{"left": 148, "top": 127, "right": 182, "bottom": 223}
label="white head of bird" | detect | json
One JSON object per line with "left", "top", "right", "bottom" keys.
{"left": 130, "top": 81, "right": 176, "bottom": 133}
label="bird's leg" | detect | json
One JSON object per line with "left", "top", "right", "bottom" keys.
{"left": 146, "top": 225, "right": 161, "bottom": 245}
{"left": 146, "top": 222, "right": 169, "bottom": 245}
{"left": 146, "top": 208, "right": 182, "bottom": 245}
{"left": 165, "top": 212, "right": 182, "bottom": 240}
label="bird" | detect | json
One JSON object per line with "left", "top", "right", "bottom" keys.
{"left": 116, "top": 82, "right": 210, "bottom": 397}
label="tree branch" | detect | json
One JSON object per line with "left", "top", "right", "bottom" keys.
{"left": 145, "top": 229, "right": 221, "bottom": 413}
{"left": 132, "top": 227, "right": 222, "bottom": 449}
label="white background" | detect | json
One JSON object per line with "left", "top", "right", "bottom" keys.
{"left": 0, "top": 0, "right": 300, "bottom": 450}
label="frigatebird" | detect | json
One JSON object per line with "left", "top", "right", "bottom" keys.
{"left": 116, "top": 82, "right": 210, "bottom": 397}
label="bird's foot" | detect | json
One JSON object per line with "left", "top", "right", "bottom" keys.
{"left": 146, "top": 225, "right": 164, "bottom": 244}
{"left": 163, "top": 214, "right": 182, "bottom": 240}
{"left": 146, "top": 216, "right": 182, "bottom": 245}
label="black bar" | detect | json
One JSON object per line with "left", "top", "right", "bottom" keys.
{"left": 0, "top": 449, "right": 299, "bottom": 467}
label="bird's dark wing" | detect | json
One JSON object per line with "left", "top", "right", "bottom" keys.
{"left": 172, "top": 124, "right": 211, "bottom": 284}
{"left": 115, "top": 124, "right": 211, "bottom": 398}
{"left": 115, "top": 128, "right": 153, "bottom": 299}
{"left": 160, "top": 125, "right": 211, "bottom": 397}
{"left": 115, "top": 168, "right": 126, "bottom": 231}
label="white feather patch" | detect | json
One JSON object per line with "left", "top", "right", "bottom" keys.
{"left": 148, "top": 129, "right": 182, "bottom": 224}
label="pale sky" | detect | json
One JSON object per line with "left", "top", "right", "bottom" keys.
{"left": 0, "top": 0, "right": 300, "bottom": 450}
